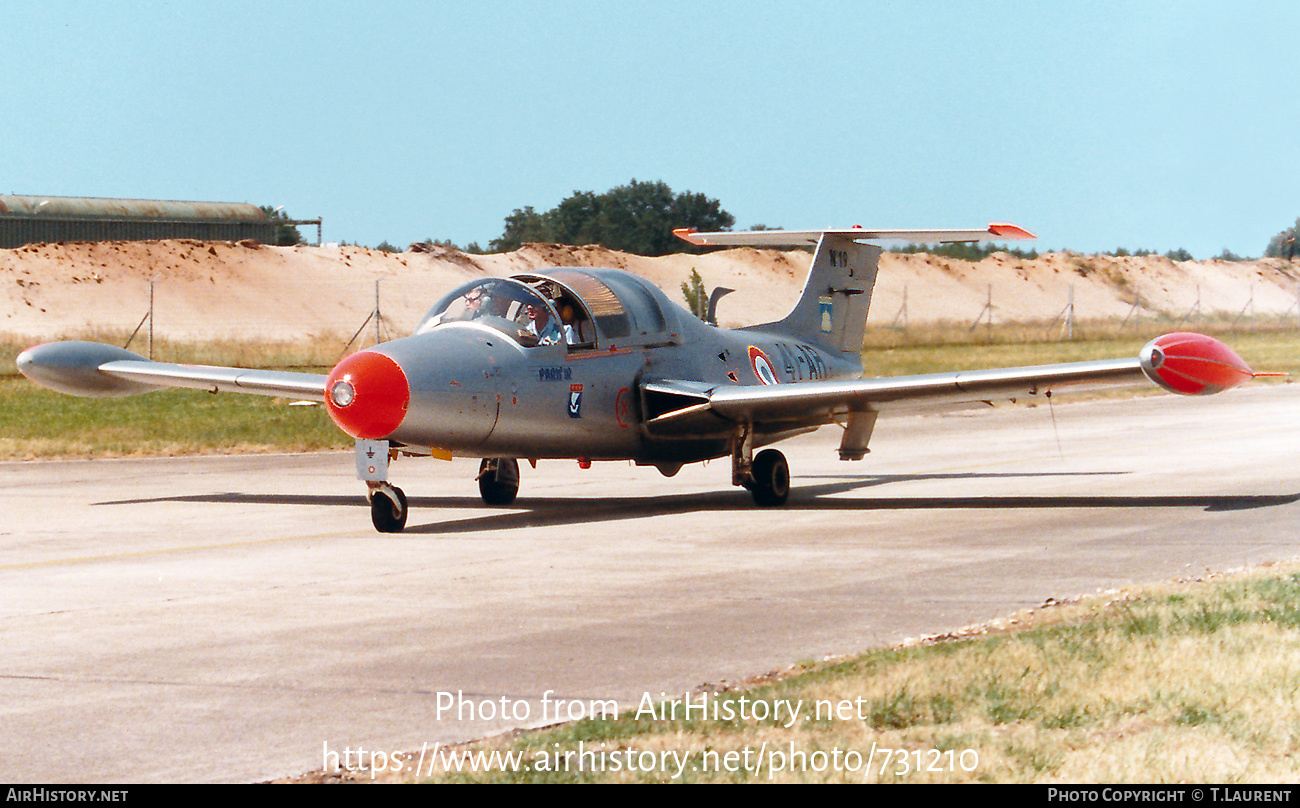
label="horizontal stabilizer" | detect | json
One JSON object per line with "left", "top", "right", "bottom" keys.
{"left": 674, "top": 222, "right": 1036, "bottom": 248}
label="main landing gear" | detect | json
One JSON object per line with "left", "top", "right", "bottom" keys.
{"left": 477, "top": 458, "right": 520, "bottom": 505}
{"left": 747, "top": 448, "right": 790, "bottom": 506}
{"left": 731, "top": 425, "right": 790, "bottom": 506}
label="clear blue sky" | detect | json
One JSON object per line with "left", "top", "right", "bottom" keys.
{"left": 3, "top": 1, "right": 1297, "bottom": 258}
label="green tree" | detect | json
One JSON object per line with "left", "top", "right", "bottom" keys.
{"left": 1265, "top": 218, "right": 1300, "bottom": 260}
{"left": 259, "top": 206, "right": 303, "bottom": 246}
{"left": 548, "top": 190, "right": 603, "bottom": 246}
{"left": 680, "top": 269, "right": 708, "bottom": 320}
{"left": 596, "top": 179, "right": 677, "bottom": 255}
{"left": 488, "top": 180, "right": 734, "bottom": 255}
{"left": 891, "top": 241, "right": 1038, "bottom": 260}
{"left": 488, "top": 206, "right": 549, "bottom": 252}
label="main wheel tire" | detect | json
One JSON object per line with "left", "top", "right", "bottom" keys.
{"left": 749, "top": 449, "right": 790, "bottom": 507}
{"left": 478, "top": 458, "right": 520, "bottom": 506}
{"left": 371, "top": 486, "right": 408, "bottom": 532}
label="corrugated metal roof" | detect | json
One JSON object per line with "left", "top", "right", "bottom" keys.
{"left": 0, "top": 195, "right": 268, "bottom": 221}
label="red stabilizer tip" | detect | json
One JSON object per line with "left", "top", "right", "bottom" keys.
{"left": 324, "top": 350, "right": 410, "bottom": 439}
{"left": 987, "top": 222, "right": 1036, "bottom": 240}
{"left": 673, "top": 227, "right": 705, "bottom": 245}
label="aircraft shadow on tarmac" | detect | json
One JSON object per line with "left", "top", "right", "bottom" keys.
{"left": 96, "top": 471, "right": 1300, "bottom": 536}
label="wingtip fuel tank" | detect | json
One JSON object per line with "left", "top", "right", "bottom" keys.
{"left": 16, "top": 341, "right": 155, "bottom": 397}
{"left": 324, "top": 350, "right": 411, "bottom": 439}
{"left": 1139, "top": 332, "right": 1254, "bottom": 395}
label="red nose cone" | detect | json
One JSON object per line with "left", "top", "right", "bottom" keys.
{"left": 1143, "top": 332, "right": 1253, "bottom": 395}
{"left": 324, "top": 351, "right": 410, "bottom": 439}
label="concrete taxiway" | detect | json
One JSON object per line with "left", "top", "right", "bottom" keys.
{"left": 1, "top": 385, "right": 1297, "bottom": 782}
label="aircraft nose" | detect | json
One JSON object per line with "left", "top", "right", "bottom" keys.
{"left": 324, "top": 350, "right": 410, "bottom": 439}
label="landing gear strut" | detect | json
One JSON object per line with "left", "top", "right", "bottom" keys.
{"left": 478, "top": 458, "right": 520, "bottom": 505}
{"left": 356, "top": 439, "right": 407, "bottom": 532}
{"left": 731, "top": 425, "right": 790, "bottom": 506}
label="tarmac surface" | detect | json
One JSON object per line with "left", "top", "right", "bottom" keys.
{"left": 2, "top": 385, "right": 1298, "bottom": 783}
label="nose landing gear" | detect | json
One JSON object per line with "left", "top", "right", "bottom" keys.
{"left": 357, "top": 438, "right": 408, "bottom": 532}
{"left": 368, "top": 482, "right": 408, "bottom": 533}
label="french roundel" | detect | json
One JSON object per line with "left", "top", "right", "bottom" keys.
{"left": 748, "top": 346, "right": 779, "bottom": 385}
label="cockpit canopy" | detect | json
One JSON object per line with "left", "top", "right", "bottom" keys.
{"left": 416, "top": 278, "right": 566, "bottom": 347}
{"left": 415, "top": 269, "right": 678, "bottom": 350}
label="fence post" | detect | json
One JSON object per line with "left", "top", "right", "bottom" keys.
{"left": 970, "top": 283, "right": 994, "bottom": 338}
{"left": 1121, "top": 293, "right": 1143, "bottom": 330}
{"left": 890, "top": 284, "right": 909, "bottom": 332}
{"left": 123, "top": 274, "right": 159, "bottom": 357}
{"left": 149, "top": 277, "right": 155, "bottom": 360}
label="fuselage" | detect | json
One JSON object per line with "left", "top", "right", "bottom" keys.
{"left": 338, "top": 268, "right": 862, "bottom": 464}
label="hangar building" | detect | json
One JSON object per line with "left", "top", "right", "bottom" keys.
{"left": 0, "top": 195, "right": 283, "bottom": 249}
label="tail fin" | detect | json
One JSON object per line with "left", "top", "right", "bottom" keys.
{"left": 675, "top": 223, "right": 1036, "bottom": 355}
{"left": 764, "top": 234, "right": 880, "bottom": 355}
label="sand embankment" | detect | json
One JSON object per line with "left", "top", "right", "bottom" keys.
{"left": 2, "top": 239, "right": 1296, "bottom": 341}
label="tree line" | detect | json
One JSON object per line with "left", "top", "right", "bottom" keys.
{"left": 394, "top": 186, "right": 1300, "bottom": 262}
{"left": 487, "top": 179, "right": 734, "bottom": 256}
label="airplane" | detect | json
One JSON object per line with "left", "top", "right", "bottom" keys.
{"left": 17, "top": 223, "right": 1260, "bottom": 532}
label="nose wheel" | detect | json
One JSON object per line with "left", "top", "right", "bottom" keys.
{"left": 369, "top": 483, "right": 408, "bottom": 533}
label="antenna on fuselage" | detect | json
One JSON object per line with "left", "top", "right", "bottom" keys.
{"left": 706, "top": 287, "right": 734, "bottom": 325}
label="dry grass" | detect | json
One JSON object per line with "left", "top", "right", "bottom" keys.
{"left": 0, "top": 379, "right": 348, "bottom": 460}
{"left": 863, "top": 322, "right": 1300, "bottom": 380}
{"left": 864, "top": 312, "right": 1300, "bottom": 349}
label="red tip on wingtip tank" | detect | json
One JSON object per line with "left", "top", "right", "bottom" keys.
{"left": 1139, "top": 332, "right": 1254, "bottom": 395}
{"left": 324, "top": 350, "right": 410, "bottom": 439}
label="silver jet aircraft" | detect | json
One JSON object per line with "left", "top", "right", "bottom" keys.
{"left": 18, "top": 224, "right": 1259, "bottom": 532}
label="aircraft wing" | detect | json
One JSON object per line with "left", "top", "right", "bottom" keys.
{"left": 641, "top": 333, "right": 1256, "bottom": 437}
{"left": 17, "top": 341, "right": 328, "bottom": 401}
{"left": 643, "top": 357, "right": 1142, "bottom": 434}
{"left": 98, "top": 360, "right": 328, "bottom": 400}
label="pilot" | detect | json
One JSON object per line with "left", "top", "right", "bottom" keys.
{"left": 462, "top": 288, "right": 486, "bottom": 318}
{"left": 522, "top": 301, "right": 564, "bottom": 345}
{"left": 557, "top": 303, "right": 581, "bottom": 345}
{"left": 441, "top": 286, "right": 490, "bottom": 323}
